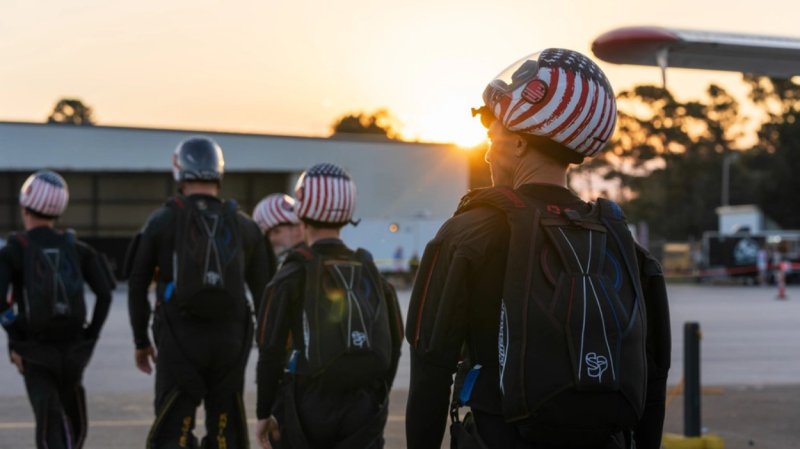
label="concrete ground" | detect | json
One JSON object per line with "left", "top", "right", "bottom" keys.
{"left": 0, "top": 283, "right": 798, "bottom": 448}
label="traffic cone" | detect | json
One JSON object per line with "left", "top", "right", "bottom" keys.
{"left": 777, "top": 261, "right": 788, "bottom": 300}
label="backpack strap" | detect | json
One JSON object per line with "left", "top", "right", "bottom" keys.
{"left": 455, "top": 187, "right": 527, "bottom": 216}
{"left": 354, "top": 248, "right": 387, "bottom": 304}
{"left": 11, "top": 232, "right": 29, "bottom": 249}
{"left": 224, "top": 199, "right": 238, "bottom": 214}
{"left": 595, "top": 198, "right": 645, "bottom": 315}
{"left": 165, "top": 195, "right": 186, "bottom": 210}
{"left": 596, "top": 198, "right": 626, "bottom": 222}
{"left": 286, "top": 245, "right": 314, "bottom": 265}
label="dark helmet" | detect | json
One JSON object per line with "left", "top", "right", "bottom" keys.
{"left": 171, "top": 136, "right": 225, "bottom": 183}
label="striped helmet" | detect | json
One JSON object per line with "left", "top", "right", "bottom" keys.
{"left": 19, "top": 170, "right": 69, "bottom": 218}
{"left": 294, "top": 163, "right": 356, "bottom": 225}
{"left": 252, "top": 194, "right": 299, "bottom": 233}
{"left": 480, "top": 49, "right": 617, "bottom": 163}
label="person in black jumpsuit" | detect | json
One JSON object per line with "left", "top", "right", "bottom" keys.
{"left": 127, "top": 137, "right": 272, "bottom": 449}
{"left": 0, "top": 170, "right": 113, "bottom": 449}
{"left": 254, "top": 163, "right": 404, "bottom": 449}
{"left": 405, "top": 49, "right": 672, "bottom": 449}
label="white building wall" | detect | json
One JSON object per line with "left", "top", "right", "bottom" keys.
{"left": 716, "top": 205, "right": 765, "bottom": 234}
{"left": 0, "top": 122, "right": 469, "bottom": 222}
{"left": 1, "top": 122, "right": 469, "bottom": 267}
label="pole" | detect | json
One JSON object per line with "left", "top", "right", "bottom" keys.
{"left": 684, "top": 322, "right": 702, "bottom": 437}
{"left": 721, "top": 154, "right": 731, "bottom": 207}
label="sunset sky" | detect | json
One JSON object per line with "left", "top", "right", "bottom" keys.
{"left": 2, "top": 0, "right": 798, "bottom": 147}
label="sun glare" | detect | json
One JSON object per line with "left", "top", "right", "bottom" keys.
{"left": 401, "top": 113, "right": 487, "bottom": 149}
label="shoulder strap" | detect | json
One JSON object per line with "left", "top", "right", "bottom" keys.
{"left": 287, "top": 245, "right": 314, "bottom": 264}
{"left": 12, "top": 232, "right": 30, "bottom": 249}
{"left": 354, "top": 247, "right": 386, "bottom": 299}
{"left": 596, "top": 198, "right": 626, "bottom": 221}
{"left": 165, "top": 195, "right": 186, "bottom": 210}
{"left": 594, "top": 197, "right": 644, "bottom": 303}
{"left": 64, "top": 230, "right": 77, "bottom": 246}
{"left": 354, "top": 247, "right": 374, "bottom": 264}
{"left": 455, "top": 187, "right": 527, "bottom": 216}
{"left": 223, "top": 199, "right": 238, "bottom": 214}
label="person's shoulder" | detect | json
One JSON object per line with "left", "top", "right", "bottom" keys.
{"left": 440, "top": 202, "right": 507, "bottom": 242}
{"left": 268, "top": 252, "right": 308, "bottom": 290}
{"left": 235, "top": 209, "right": 260, "bottom": 230}
{"left": 140, "top": 204, "right": 175, "bottom": 235}
{"left": 72, "top": 236, "right": 99, "bottom": 257}
{"left": 0, "top": 233, "right": 21, "bottom": 259}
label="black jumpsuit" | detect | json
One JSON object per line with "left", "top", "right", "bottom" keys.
{"left": 255, "top": 239, "right": 405, "bottom": 449}
{"left": 128, "top": 194, "right": 272, "bottom": 449}
{"left": 405, "top": 184, "right": 672, "bottom": 449}
{"left": 0, "top": 226, "right": 113, "bottom": 449}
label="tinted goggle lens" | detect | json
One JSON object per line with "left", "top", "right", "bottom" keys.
{"left": 471, "top": 105, "right": 495, "bottom": 129}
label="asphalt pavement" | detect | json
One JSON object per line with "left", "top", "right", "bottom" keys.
{"left": 0, "top": 283, "right": 798, "bottom": 448}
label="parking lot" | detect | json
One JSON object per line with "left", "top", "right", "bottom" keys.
{"left": 0, "top": 283, "right": 798, "bottom": 448}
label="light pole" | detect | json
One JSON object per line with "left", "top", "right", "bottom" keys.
{"left": 721, "top": 152, "right": 739, "bottom": 207}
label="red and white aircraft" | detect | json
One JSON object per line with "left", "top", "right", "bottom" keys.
{"left": 592, "top": 26, "right": 800, "bottom": 83}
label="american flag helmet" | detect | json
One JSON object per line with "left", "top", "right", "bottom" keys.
{"left": 252, "top": 194, "right": 299, "bottom": 233}
{"left": 19, "top": 170, "right": 69, "bottom": 218}
{"left": 294, "top": 163, "right": 356, "bottom": 225}
{"left": 481, "top": 49, "right": 617, "bottom": 161}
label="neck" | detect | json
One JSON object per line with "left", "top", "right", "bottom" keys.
{"left": 22, "top": 214, "right": 55, "bottom": 231}
{"left": 512, "top": 153, "right": 568, "bottom": 189}
{"left": 181, "top": 182, "right": 219, "bottom": 197}
{"left": 304, "top": 226, "right": 341, "bottom": 246}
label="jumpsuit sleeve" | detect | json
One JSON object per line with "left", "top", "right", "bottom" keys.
{"left": 255, "top": 264, "right": 302, "bottom": 420}
{"left": 0, "top": 243, "right": 24, "bottom": 346}
{"left": 77, "top": 241, "right": 114, "bottom": 340}
{"left": 382, "top": 277, "right": 404, "bottom": 389}
{"left": 635, "top": 246, "right": 672, "bottom": 449}
{"left": 405, "top": 234, "right": 474, "bottom": 449}
{"left": 127, "top": 209, "right": 168, "bottom": 350}
{"left": 242, "top": 217, "right": 272, "bottom": 313}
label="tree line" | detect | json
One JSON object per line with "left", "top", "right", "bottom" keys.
{"left": 570, "top": 76, "right": 800, "bottom": 242}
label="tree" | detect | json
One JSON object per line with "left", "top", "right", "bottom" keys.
{"left": 47, "top": 98, "right": 95, "bottom": 125}
{"left": 594, "top": 84, "right": 747, "bottom": 241}
{"left": 571, "top": 77, "right": 800, "bottom": 241}
{"left": 330, "top": 109, "right": 400, "bottom": 139}
{"left": 741, "top": 76, "right": 800, "bottom": 229}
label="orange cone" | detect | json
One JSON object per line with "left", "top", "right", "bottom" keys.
{"left": 777, "top": 261, "right": 788, "bottom": 300}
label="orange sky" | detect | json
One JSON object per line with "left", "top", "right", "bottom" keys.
{"left": 2, "top": 0, "right": 799, "bottom": 147}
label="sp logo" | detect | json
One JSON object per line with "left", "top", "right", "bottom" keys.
{"left": 585, "top": 352, "right": 609, "bottom": 381}
{"left": 351, "top": 331, "right": 368, "bottom": 348}
{"left": 205, "top": 271, "right": 221, "bottom": 286}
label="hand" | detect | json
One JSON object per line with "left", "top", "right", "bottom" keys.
{"left": 9, "top": 351, "right": 23, "bottom": 375}
{"left": 256, "top": 416, "right": 280, "bottom": 449}
{"left": 135, "top": 346, "right": 157, "bottom": 374}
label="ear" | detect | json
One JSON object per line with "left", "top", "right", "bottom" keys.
{"left": 514, "top": 135, "right": 527, "bottom": 157}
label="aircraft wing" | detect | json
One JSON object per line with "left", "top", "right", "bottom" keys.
{"left": 592, "top": 26, "right": 800, "bottom": 77}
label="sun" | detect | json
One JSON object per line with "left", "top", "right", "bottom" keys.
{"left": 399, "top": 105, "right": 488, "bottom": 149}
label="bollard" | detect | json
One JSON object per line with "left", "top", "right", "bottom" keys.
{"left": 684, "top": 322, "right": 701, "bottom": 437}
{"left": 663, "top": 323, "right": 725, "bottom": 447}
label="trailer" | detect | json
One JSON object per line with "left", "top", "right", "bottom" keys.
{"left": 700, "top": 230, "right": 800, "bottom": 284}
